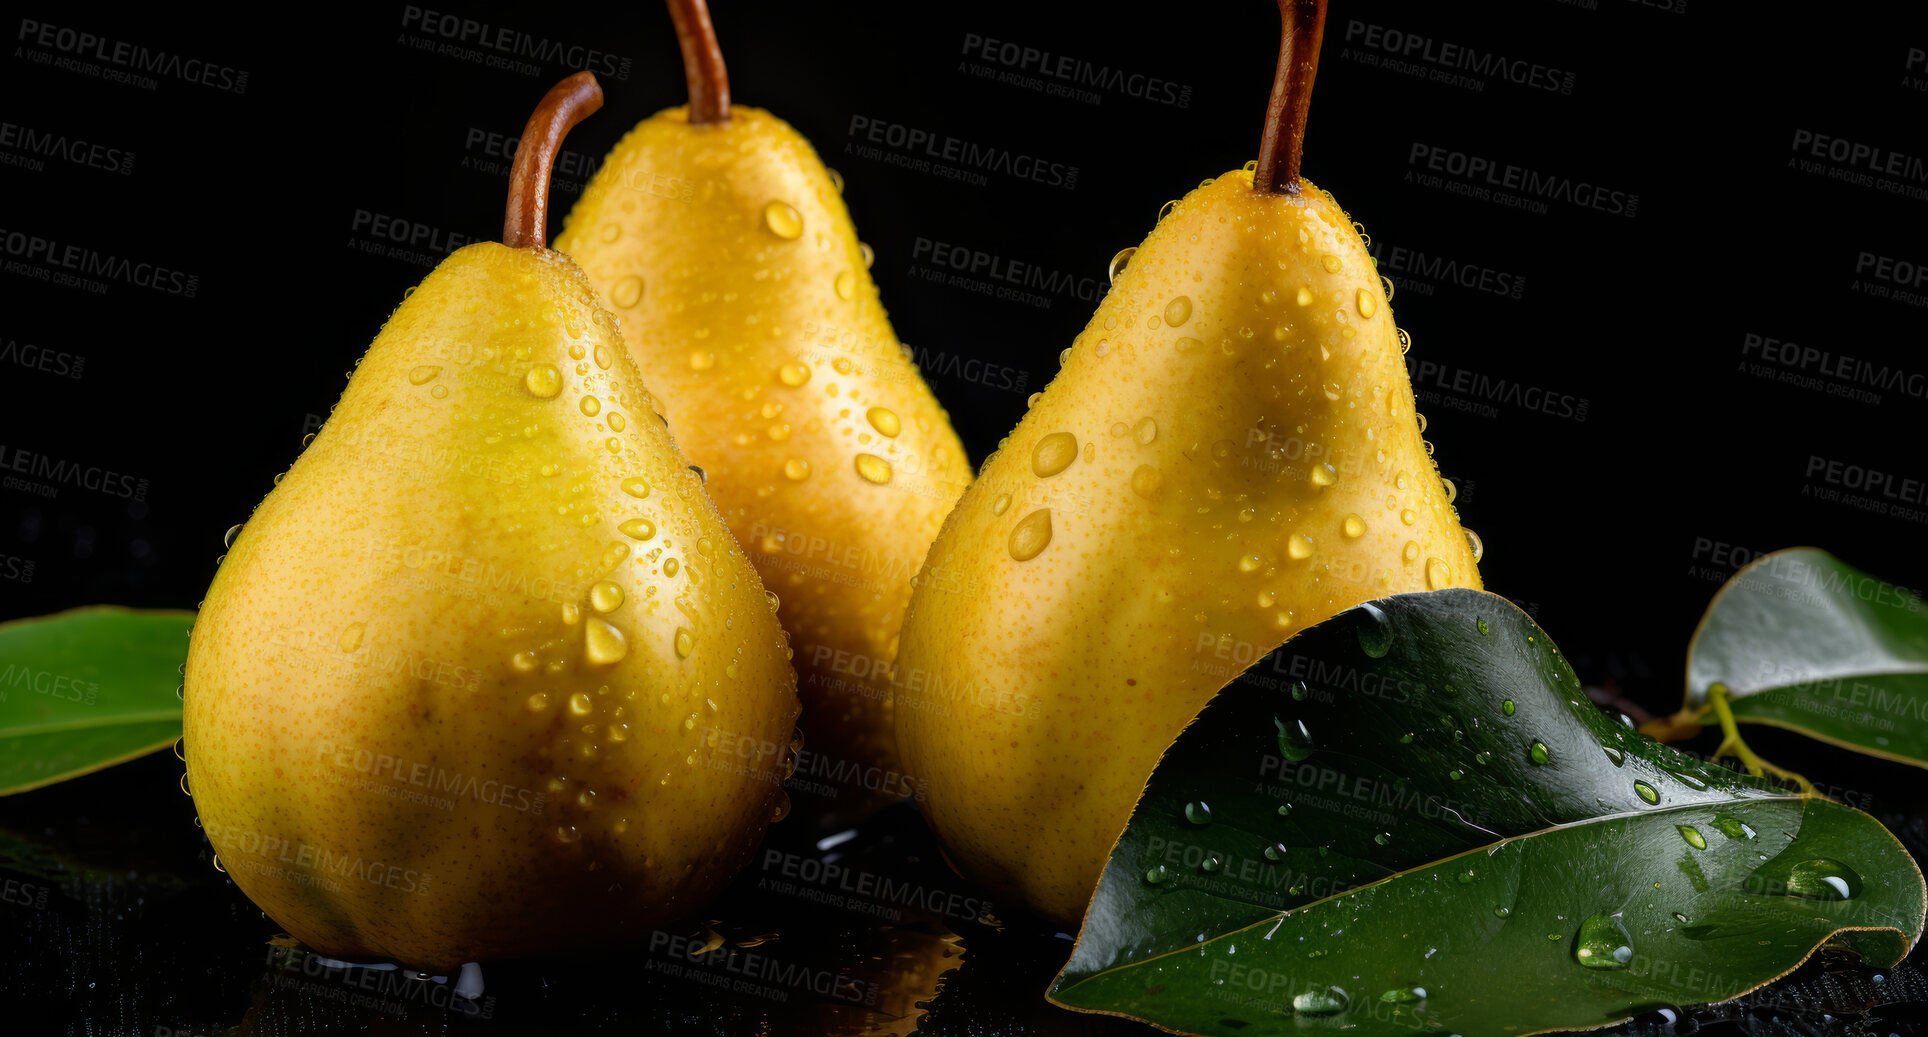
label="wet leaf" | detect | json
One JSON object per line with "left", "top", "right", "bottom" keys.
{"left": 1685, "top": 548, "right": 1928, "bottom": 767}
{"left": 1051, "top": 590, "right": 1925, "bottom": 1036}
{"left": 0, "top": 607, "right": 195, "bottom": 794}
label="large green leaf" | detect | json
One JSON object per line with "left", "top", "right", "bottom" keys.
{"left": 0, "top": 606, "right": 195, "bottom": 794}
{"left": 1685, "top": 547, "right": 1928, "bottom": 766}
{"left": 1051, "top": 589, "right": 1924, "bottom": 1036}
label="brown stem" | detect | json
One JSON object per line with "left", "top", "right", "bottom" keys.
{"left": 1253, "top": 0, "right": 1328, "bottom": 195}
{"left": 503, "top": 72, "right": 604, "bottom": 249}
{"left": 667, "top": 0, "right": 730, "bottom": 124}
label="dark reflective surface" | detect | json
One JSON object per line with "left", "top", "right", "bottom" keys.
{"left": 3, "top": 745, "right": 1926, "bottom": 1036}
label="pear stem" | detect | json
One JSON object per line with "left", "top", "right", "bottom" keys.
{"left": 667, "top": 0, "right": 730, "bottom": 124}
{"left": 1254, "top": 0, "right": 1328, "bottom": 195}
{"left": 503, "top": 72, "right": 604, "bottom": 250}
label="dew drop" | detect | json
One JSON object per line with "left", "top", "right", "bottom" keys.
{"left": 763, "top": 200, "right": 804, "bottom": 239}
{"left": 1633, "top": 781, "right": 1660, "bottom": 805}
{"left": 585, "top": 619, "right": 627, "bottom": 664}
{"left": 1184, "top": 801, "right": 1213, "bottom": 825}
{"left": 1528, "top": 740, "right": 1550, "bottom": 765}
{"left": 1710, "top": 815, "right": 1757, "bottom": 840}
{"left": 610, "top": 275, "right": 645, "bottom": 309}
{"left": 1133, "top": 417, "right": 1158, "bottom": 445}
{"left": 783, "top": 458, "right": 810, "bottom": 481}
{"left": 1677, "top": 825, "right": 1707, "bottom": 850}
{"left": 619, "top": 518, "right": 657, "bottom": 541}
{"left": 1574, "top": 913, "right": 1633, "bottom": 970}
{"left": 866, "top": 407, "right": 901, "bottom": 437}
{"left": 602, "top": 542, "right": 631, "bottom": 570}
{"left": 1668, "top": 769, "right": 1710, "bottom": 792}
{"left": 408, "top": 365, "right": 441, "bottom": 385}
{"left": 834, "top": 270, "right": 856, "bottom": 301}
{"left": 1356, "top": 289, "right": 1377, "bottom": 319}
{"left": 621, "top": 476, "right": 650, "bottom": 498}
{"left": 1342, "top": 514, "right": 1366, "bottom": 538}
{"left": 1287, "top": 533, "right": 1314, "bottom": 560}
{"left": 1145, "top": 864, "right": 1169, "bottom": 885}
{"left": 1779, "top": 858, "right": 1862, "bottom": 900}
{"left": 1426, "top": 557, "right": 1452, "bottom": 589}
{"left": 1164, "top": 296, "right": 1192, "bottom": 327}
{"left": 1275, "top": 717, "right": 1315, "bottom": 761}
{"left": 1032, "top": 432, "right": 1079, "bottom": 477}
{"left": 1127, "top": 464, "right": 1164, "bottom": 500}
{"left": 590, "top": 581, "right": 624, "bottom": 613}
{"left": 1008, "top": 508, "right": 1053, "bottom": 561}
{"left": 778, "top": 362, "right": 811, "bottom": 387}
{"left": 674, "top": 628, "right": 695, "bottom": 659}
{"left": 337, "top": 622, "right": 364, "bottom": 652}
{"left": 525, "top": 365, "right": 563, "bottom": 398}
{"left": 1108, "top": 247, "right": 1136, "bottom": 282}
{"left": 1355, "top": 602, "right": 1393, "bottom": 658}
{"left": 1293, "top": 987, "right": 1349, "bottom": 1015}
{"left": 579, "top": 395, "right": 601, "bottom": 416}
{"left": 855, "top": 453, "right": 893, "bottom": 483}
{"left": 569, "top": 692, "right": 593, "bottom": 715}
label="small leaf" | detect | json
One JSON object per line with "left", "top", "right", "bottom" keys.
{"left": 0, "top": 606, "right": 195, "bottom": 794}
{"left": 1051, "top": 590, "right": 1924, "bottom": 1037}
{"left": 1687, "top": 548, "right": 1928, "bottom": 766}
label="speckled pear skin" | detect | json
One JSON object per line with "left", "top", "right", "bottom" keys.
{"left": 183, "top": 242, "right": 799, "bottom": 969}
{"left": 893, "top": 172, "right": 1485, "bottom": 925}
{"left": 555, "top": 106, "right": 971, "bottom": 823}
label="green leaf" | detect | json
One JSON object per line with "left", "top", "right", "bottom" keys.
{"left": 1051, "top": 590, "right": 1924, "bottom": 1036}
{"left": 0, "top": 606, "right": 196, "bottom": 794}
{"left": 1685, "top": 547, "right": 1928, "bottom": 766}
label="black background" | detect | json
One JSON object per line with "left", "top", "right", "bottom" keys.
{"left": 3, "top": 1, "right": 1928, "bottom": 1034}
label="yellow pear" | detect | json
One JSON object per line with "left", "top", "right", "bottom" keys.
{"left": 183, "top": 73, "right": 798, "bottom": 971}
{"left": 894, "top": 0, "right": 1483, "bottom": 924}
{"left": 555, "top": 0, "right": 970, "bottom": 822}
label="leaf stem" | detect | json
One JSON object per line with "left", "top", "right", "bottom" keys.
{"left": 503, "top": 72, "right": 604, "bottom": 250}
{"left": 1253, "top": 0, "right": 1328, "bottom": 195}
{"left": 1708, "top": 684, "right": 1814, "bottom": 793}
{"left": 667, "top": 0, "right": 730, "bottom": 124}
